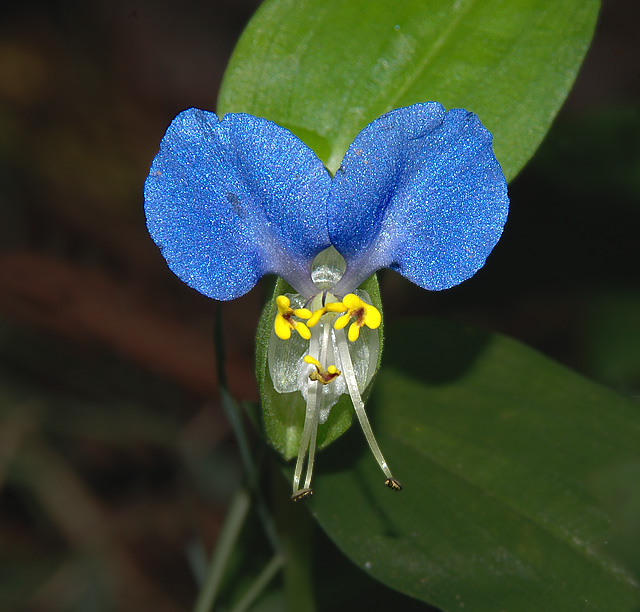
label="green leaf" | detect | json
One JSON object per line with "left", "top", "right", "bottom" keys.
{"left": 300, "top": 319, "right": 640, "bottom": 611}
{"left": 255, "top": 274, "right": 382, "bottom": 461}
{"left": 218, "top": 0, "right": 599, "bottom": 181}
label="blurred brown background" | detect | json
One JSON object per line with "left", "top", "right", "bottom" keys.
{"left": 0, "top": 1, "right": 638, "bottom": 610}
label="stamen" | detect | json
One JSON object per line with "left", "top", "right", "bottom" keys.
{"left": 303, "top": 355, "right": 341, "bottom": 385}
{"left": 333, "top": 327, "right": 401, "bottom": 491}
{"left": 291, "top": 322, "right": 334, "bottom": 500}
{"left": 277, "top": 287, "right": 391, "bottom": 500}
{"left": 332, "top": 294, "right": 381, "bottom": 342}
{"left": 385, "top": 478, "right": 403, "bottom": 491}
{"left": 291, "top": 489, "right": 313, "bottom": 501}
{"left": 307, "top": 301, "right": 347, "bottom": 328}
{"left": 291, "top": 369, "right": 320, "bottom": 499}
{"left": 274, "top": 295, "right": 312, "bottom": 340}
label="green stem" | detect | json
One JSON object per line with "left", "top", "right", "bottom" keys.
{"left": 219, "top": 387, "right": 256, "bottom": 483}
{"left": 230, "top": 553, "right": 285, "bottom": 612}
{"left": 215, "top": 306, "right": 281, "bottom": 553}
{"left": 214, "top": 306, "right": 256, "bottom": 481}
{"left": 273, "top": 464, "right": 316, "bottom": 612}
{"left": 192, "top": 486, "right": 251, "bottom": 612}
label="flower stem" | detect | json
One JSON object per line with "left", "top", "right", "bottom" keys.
{"left": 215, "top": 306, "right": 253, "bottom": 478}
{"left": 192, "top": 486, "right": 251, "bottom": 612}
{"left": 215, "top": 306, "right": 280, "bottom": 551}
{"left": 273, "top": 466, "right": 317, "bottom": 611}
{"left": 229, "top": 553, "right": 285, "bottom": 612}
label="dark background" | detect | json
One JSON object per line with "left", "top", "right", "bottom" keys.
{"left": 0, "top": 1, "right": 638, "bottom": 610}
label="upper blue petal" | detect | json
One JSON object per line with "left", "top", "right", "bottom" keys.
{"left": 144, "top": 109, "right": 331, "bottom": 300}
{"left": 327, "top": 103, "right": 509, "bottom": 293}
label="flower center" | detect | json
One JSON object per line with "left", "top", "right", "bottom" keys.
{"left": 269, "top": 287, "right": 399, "bottom": 501}
{"left": 267, "top": 247, "right": 399, "bottom": 501}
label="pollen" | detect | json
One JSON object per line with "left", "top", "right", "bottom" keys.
{"left": 332, "top": 293, "right": 381, "bottom": 341}
{"left": 304, "top": 355, "right": 341, "bottom": 385}
{"left": 385, "top": 477, "right": 403, "bottom": 491}
{"left": 274, "top": 295, "right": 312, "bottom": 340}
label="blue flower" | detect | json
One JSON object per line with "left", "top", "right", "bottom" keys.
{"left": 144, "top": 103, "right": 509, "bottom": 500}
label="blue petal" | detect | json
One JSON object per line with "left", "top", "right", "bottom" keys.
{"left": 328, "top": 103, "right": 509, "bottom": 293}
{"left": 144, "top": 109, "right": 331, "bottom": 300}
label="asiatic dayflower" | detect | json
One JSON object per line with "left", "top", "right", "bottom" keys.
{"left": 144, "top": 103, "right": 509, "bottom": 500}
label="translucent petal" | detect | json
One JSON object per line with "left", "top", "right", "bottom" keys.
{"left": 328, "top": 103, "right": 509, "bottom": 293}
{"left": 269, "top": 294, "right": 311, "bottom": 393}
{"left": 144, "top": 109, "right": 331, "bottom": 300}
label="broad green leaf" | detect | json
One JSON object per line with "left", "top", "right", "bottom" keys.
{"left": 299, "top": 319, "right": 640, "bottom": 611}
{"left": 255, "top": 274, "right": 382, "bottom": 460}
{"left": 218, "top": 0, "right": 599, "bottom": 181}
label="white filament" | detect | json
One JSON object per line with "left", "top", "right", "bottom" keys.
{"left": 292, "top": 324, "right": 321, "bottom": 495}
{"left": 334, "top": 327, "right": 394, "bottom": 481}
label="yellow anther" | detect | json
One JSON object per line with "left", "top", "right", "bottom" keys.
{"left": 303, "top": 355, "right": 341, "bottom": 385}
{"left": 303, "top": 355, "right": 322, "bottom": 368}
{"left": 274, "top": 295, "right": 312, "bottom": 340}
{"left": 327, "top": 302, "right": 348, "bottom": 312}
{"left": 307, "top": 301, "right": 347, "bottom": 328}
{"left": 327, "top": 302, "right": 348, "bottom": 313}
{"left": 307, "top": 308, "right": 324, "bottom": 328}
{"left": 333, "top": 312, "right": 351, "bottom": 330}
{"left": 332, "top": 293, "right": 381, "bottom": 342}
{"left": 275, "top": 295, "right": 290, "bottom": 311}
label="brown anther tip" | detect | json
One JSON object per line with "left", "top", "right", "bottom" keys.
{"left": 385, "top": 478, "right": 402, "bottom": 491}
{"left": 291, "top": 488, "right": 314, "bottom": 502}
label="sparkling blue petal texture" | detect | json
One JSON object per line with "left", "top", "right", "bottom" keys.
{"left": 144, "top": 109, "right": 331, "bottom": 300}
{"left": 328, "top": 103, "right": 509, "bottom": 293}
